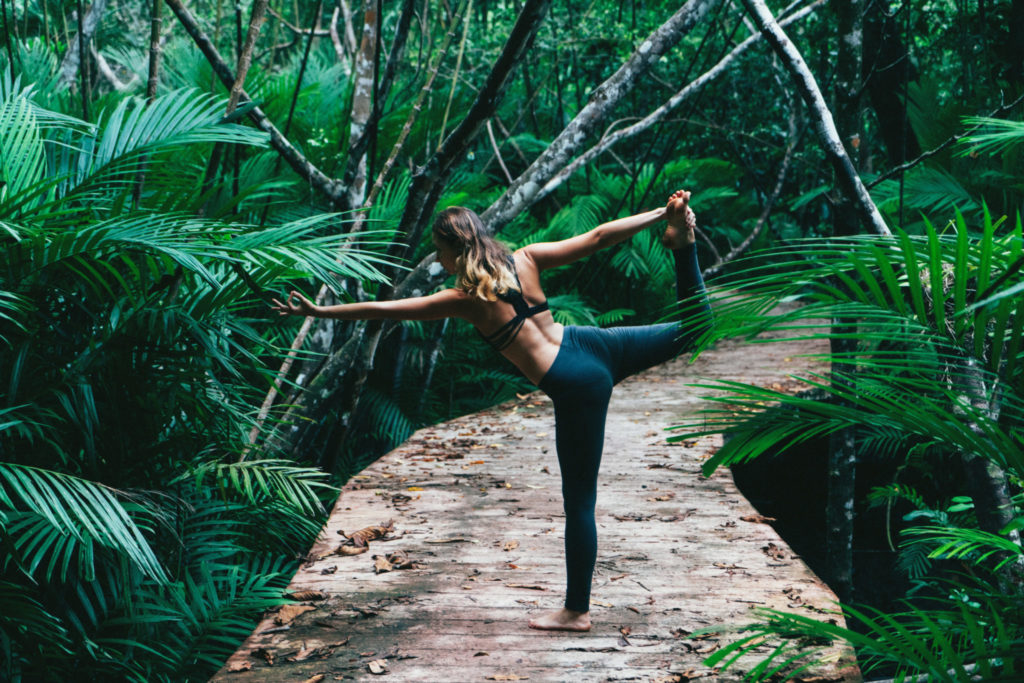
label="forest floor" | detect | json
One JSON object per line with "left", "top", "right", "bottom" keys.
{"left": 213, "top": 322, "right": 862, "bottom": 682}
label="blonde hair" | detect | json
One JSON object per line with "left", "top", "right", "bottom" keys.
{"left": 432, "top": 207, "right": 519, "bottom": 301}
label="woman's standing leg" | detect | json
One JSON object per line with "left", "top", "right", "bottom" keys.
{"left": 530, "top": 330, "right": 615, "bottom": 631}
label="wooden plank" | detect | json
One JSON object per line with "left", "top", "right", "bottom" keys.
{"left": 213, "top": 328, "right": 861, "bottom": 682}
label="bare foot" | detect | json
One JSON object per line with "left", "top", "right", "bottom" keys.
{"left": 528, "top": 608, "right": 591, "bottom": 632}
{"left": 662, "top": 189, "right": 697, "bottom": 249}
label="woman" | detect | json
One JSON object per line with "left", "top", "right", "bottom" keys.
{"left": 273, "top": 190, "right": 712, "bottom": 631}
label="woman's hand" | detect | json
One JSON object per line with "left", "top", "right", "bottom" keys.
{"left": 271, "top": 290, "right": 318, "bottom": 317}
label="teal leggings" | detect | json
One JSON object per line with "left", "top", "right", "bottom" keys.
{"left": 536, "top": 244, "right": 711, "bottom": 612}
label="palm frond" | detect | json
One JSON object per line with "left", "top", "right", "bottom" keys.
{"left": 0, "top": 463, "right": 167, "bottom": 581}
{"left": 174, "top": 458, "right": 334, "bottom": 517}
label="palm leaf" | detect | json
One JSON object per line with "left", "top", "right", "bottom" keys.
{"left": 0, "top": 463, "right": 168, "bottom": 581}
{"left": 175, "top": 458, "right": 334, "bottom": 517}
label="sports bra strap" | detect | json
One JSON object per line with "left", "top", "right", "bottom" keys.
{"left": 478, "top": 258, "right": 549, "bottom": 351}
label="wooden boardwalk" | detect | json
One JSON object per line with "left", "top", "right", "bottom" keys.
{"left": 213, "top": 329, "right": 861, "bottom": 682}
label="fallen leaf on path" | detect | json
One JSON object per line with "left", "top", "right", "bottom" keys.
{"left": 647, "top": 491, "right": 676, "bottom": 502}
{"left": 274, "top": 604, "right": 316, "bottom": 625}
{"left": 487, "top": 675, "right": 529, "bottom": 681}
{"left": 299, "top": 675, "right": 325, "bottom": 683}
{"left": 407, "top": 486, "right": 424, "bottom": 491}
{"left": 374, "top": 550, "right": 425, "bottom": 574}
{"left": 502, "top": 540, "right": 519, "bottom": 551}
{"left": 474, "top": 651, "right": 489, "bottom": 657}
{"left": 336, "top": 545, "right": 368, "bottom": 556}
{"left": 506, "top": 583, "right": 546, "bottom": 590}
{"left": 287, "top": 590, "right": 327, "bottom": 601}
{"left": 761, "top": 542, "right": 788, "bottom": 561}
{"left": 425, "top": 537, "right": 470, "bottom": 543}
{"left": 740, "top": 513, "right": 777, "bottom": 524}
{"left": 367, "top": 659, "right": 388, "bottom": 674}
{"left": 591, "top": 599, "right": 613, "bottom": 607}
{"left": 341, "top": 519, "right": 394, "bottom": 547}
{"left": 225, "top": 660, "right": 252, "bottom": 672}
{"left": 252, "top": 647, "right": 275, "bottom": 666}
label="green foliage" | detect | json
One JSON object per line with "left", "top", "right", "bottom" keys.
{"left": 0, "top": 82, "right": 389, "bottom": 680}
{"left": 673, "top": 206, "right": 1024, "bottom": 679}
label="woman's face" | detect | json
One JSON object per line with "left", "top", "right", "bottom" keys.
{"left": 432, "top": 234, "right": 459, "bottom": 274}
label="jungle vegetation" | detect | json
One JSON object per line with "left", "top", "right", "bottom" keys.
{"left": 0, "top": 0, "right": 1022, "bottom": 680}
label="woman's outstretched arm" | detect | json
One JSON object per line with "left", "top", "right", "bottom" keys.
{"left": 272, "top": 288, "right": 469, "bottom": 321}
{"left": 521, "top": 206, "right": 668, "bottom": 271}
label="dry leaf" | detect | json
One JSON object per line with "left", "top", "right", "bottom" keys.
{"left": 287, "top": 590, "right": 327, "bottom": 601}
{"left": 299, "top": 675, "right": 325, "bottom": 683}
{"left": 591, "top": 599, "right": 613, "bottom": 607}
{"left": 252, "top": 647, "right": 275, "bottom": 666}
{"left": 740, "top": 514, "right": 777, "bottom": 524}
{"left": 385, "top": 551, "right": 423, "bottom": 570}
{"left": 425, "top": 537, "right": 469, "bottom": 544}
{"left": 474, "top": 651, "right": 490, "bottom": 657}
{"left": 367, "top": 659, "right": 388, "bottom": 674}
{"left": 647, "top": 491, "right": 676, "bottom": 502}
{"left": 487, "top": 676, "right": 529, "bottom": 681}
{"left": 336, "top": 544, "right": 368, "bottom": 556}
{"left": 274, "top": 604, "right": 316, "bottom": 625}
{"left": 373, "top": 554, "right": 393, "bottom": 574}
{"left": 341, "top": 519, "right": 394, "bottom": 548}
{"left": 506, "top": 583, "right": 546, "bottom": 590}
{"left": 502, "top": 540, "right": 520, "bottom": 551}
{"left": 225, "top": 660, "right": 252, "bottom": 673}
{"left": 407, "top": 486, "right": 424, "bottom": 491}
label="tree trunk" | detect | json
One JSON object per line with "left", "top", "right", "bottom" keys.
{"left": 146, "top": 0, "right": 162, "bottom": 101}
{"left": 740, "top": 0, "right": 889, "bottom": 237}
{"left": 345, "top": 0, "right": 378, "bottom": 209}
{"left": 956, "top": 357, "right": 1022, "bottom": 580}
{"left": 59, "top": 0, "right": 106, "bottom": 88}
{"left": 227, "top": 0, "right": 270, "bottom": 115}
{"left": 824, "top": 0, "right": 865, "bottom": 605}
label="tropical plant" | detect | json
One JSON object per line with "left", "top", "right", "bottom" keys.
{"left": 0, "top": 79, "right": 394, "bottom": 679}
{"left": 671, "top": 202, "right": 1024, "bottom": 678}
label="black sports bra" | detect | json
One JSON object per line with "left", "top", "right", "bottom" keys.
{"left": 478, "top": 260, "right": 549, "bottom": 351}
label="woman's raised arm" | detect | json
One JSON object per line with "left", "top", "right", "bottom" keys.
{"left": 272, "top": 288, "right": 469, "bottom": 321}
{"left": 520, "top": 206, "right": 669, "bottom": 271}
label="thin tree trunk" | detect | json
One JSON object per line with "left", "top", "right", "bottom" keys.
{"left": 337, "top": 0, "right": 358, "bottom": 56}
{"left": 345, "top": 0, "right": 379, "bottom": 209}
{"left": 1, "top": 0, "right": 15, "bottom": 79}
{"left": 740, "top": 0, "right": 889, "bottom": 237}
{"left": 344, "top": 0, "right": 416, "bottom": 184}
{"left": 227, "top": 0, "right": 270, "bottom": 115}
{"left": 329, "top": 6, "right": 345, "bottom": 62}
{"left": 166, "top": 0, "right": 345, "bottom": 203}
{"left": 146, "top": 0, "right": 162, "bottom": 101}
{"left": 956, "top": 357, "right": 1022, "bottom": 580}
{"left": 59, "top": 0, "right": 106, "bottom": 90}
{"left": 824, "top": 0, "right": 866, "bottom": 605}
{"left": 481, "top": 0, "right": 719, "bottom": 232}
